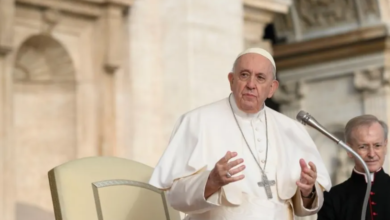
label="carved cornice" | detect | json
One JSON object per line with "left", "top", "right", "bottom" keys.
{"left": 16, "top": 0, "right": 132, "bottom": 18}
{"left": 15, "top": 0, "right": 132, "bottom": 73}
{"left": 273, "top": 0, "right": 381, "bottom": 43}
{"left": 273, "top": 24, "right": 389, "bottom": 70}
{"left": 243, "top": 0, "right": 291, "bottom": 15}
{"left": 243, "top": 0, "right": 291, "bottom": 23}
{"left": 295, "top": 0, "right": 360, "bottom": 32}
{"left": 244, "top": 6, "right": 274, "bottom": 23}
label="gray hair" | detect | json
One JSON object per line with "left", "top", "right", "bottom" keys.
{"left": 231, "top": 56, "right": 277, "bottom": 80}
{"left": 344, "top": 114, "right": 388, "bottom": 143}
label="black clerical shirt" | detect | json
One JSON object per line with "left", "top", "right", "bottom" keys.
{"left": 317, "top": 168, "right": 390, "bottom": 220}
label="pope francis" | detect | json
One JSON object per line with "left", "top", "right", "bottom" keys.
{"left": 149, "top": 48, "right": 332, "bottom": 220}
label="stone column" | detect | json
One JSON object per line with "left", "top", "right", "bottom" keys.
{"left": 353, "top": 67, "right": 390, "bottom": 172}
{"left": 0, "top": 0, "right": 14, "bottom": 55}
{"left": 0, "top": 55, "right": 15, "bottom": 220}
{"left": 128, "top": 0, "right": 244, "bottom": 167}
{"left": 0, "top": 1, "right": 14, "bottom": 220}
{"left": 127, "top": 0, "right": 164, "bottom": 166}
{"left": 100, "top": 3, "right": 129, "bottom": 157}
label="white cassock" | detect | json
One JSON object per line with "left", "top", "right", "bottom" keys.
{"left": 149, "top": 95, "right": 332, "bottom": 220}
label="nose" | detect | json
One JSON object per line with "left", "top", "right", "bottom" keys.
{"left": 245, "top": 75, "right": 256, "bottom": 90}
{"left": 367, "top": 147, "right": 375, "bottom": 158}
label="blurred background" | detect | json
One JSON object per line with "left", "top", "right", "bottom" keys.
{"left": 0, "top": 0, "right": 389, "bottom": 219}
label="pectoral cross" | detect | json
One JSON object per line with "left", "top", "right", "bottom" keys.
{"left": 257, "top": 173, "right": 275, "bottom": 199}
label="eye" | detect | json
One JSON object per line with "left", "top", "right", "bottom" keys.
{"left": 257, "top": 75, "right": 265, "bottom": 80}
{"left": 240, "top": 72, "right": 249, "bottom": 78}
{"left": 375, "top": 144, "right": 382, "bottom": 148}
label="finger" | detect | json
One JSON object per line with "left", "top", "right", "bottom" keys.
{"left": 300, "top": 172, "right": 315, "bottom": 184}
{"left": 228, "top": 164, "right": 246, "bottom": 175}
{"left": 219, "top": 151, "right": 237, "bottom": 164}
{"left": 225, "top": 174, "right": 245, "bottom": 184}
{"left": 308, "top": 161, "right": 317, "bottom": 173}
{"left": 296, "top": 181, "right": 313, "bottom": 191}
{"left": 302, "top": 166, "right": 317, "bottom": 178}
{"left": 226, "top": 158, "right": 244, "bottom": 170}
{"left": 302, "top": 164, "right": 317, "bottom": 179}
{"left": 301, "top": 160, "right": 314, "bottom": 175}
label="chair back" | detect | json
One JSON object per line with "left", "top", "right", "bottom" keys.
{"left": 48, "top": 156, "right": 181, "bottom": 220}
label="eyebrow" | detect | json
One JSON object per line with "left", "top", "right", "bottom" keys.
{"left": 239, "top": 69, "right": 251, "bottom": 73}
{"left": 356, "top": 142, "right": 383, "bottom": 145}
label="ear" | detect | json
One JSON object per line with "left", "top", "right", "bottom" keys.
{"left": 267, "top": 80, "right": 279, "bottom": 98}
{"left": 228, "top": 72, "right": 234, "bottom": 91}
{"left": 384, "top": 139, "right": 388, "bottom": 154}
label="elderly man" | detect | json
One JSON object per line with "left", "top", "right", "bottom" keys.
{"left": 149, "top": 48, "right": 331, "bottom": 220}
{"left": 318, "top": 115, "right": 390, "bottom": 220}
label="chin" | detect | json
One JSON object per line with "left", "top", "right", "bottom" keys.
{"left": 367, "top": 163, "right": 381, "bottom": 172}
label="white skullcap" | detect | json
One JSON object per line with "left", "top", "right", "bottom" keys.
{"left": 236, "top": 47, "right": 276, "bottom": 71}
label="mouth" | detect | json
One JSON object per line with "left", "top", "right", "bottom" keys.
{"left": 366, "top": 161, "right": 378, "bottom": 164}
{"left": 242, "top": 94, "right": 256, "bottom": 98}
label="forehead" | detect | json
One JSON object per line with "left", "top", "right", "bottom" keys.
{"left": 235, "top": 53, "right": 274, "bottom": 73}
{"left": 352, "top": 122, "right": 385, "bottom": 142}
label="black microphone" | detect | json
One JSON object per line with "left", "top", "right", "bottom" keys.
{"left": 296, "top": 110, "right": 370, "bottom": 220}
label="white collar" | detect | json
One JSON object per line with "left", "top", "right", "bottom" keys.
{"left": 229, "top": 94, "right": 265, "bottom": 122}
{"left": 353, "top": 167, "right": 382, "bottom": 183}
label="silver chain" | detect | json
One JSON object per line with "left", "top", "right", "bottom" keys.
{"left": 228, "top": 93, "right": 269, "bottom": 173}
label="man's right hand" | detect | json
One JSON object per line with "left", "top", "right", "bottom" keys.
{"left": 204, "top": 151, "right": 246, "bottom": 199}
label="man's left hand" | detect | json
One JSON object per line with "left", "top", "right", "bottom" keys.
{"left": 296, "top": 159, "right": 317, "bottom": 198}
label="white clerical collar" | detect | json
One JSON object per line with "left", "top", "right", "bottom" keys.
{"left": 353, "top": 167, "right": 382, "bottom": 183}
{"left": 229, "top": 94, "right": 265, "bottom": 121}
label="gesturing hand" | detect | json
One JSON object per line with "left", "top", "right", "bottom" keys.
{"left": 204, "top": 151, "right": 245, "bottom": 198}
{"left": 296, "top": 159, "right": 317, "bottom": 198}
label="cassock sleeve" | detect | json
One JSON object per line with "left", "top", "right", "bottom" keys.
{"left": 149, "top": 109, "right": 228, "bottom": 214}
{"left": 316, "top": 191, "right": 336, "bottom": 220}
{"left": 149, "top": 113, "right": 208, "bottom": 189}
{"left": 166, "top": 170, "right": 222, "bottom": 214}
{"left": 292, "top": 182, "right": 324, "bottom": 216}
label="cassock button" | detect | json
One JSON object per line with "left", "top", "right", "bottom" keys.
{"left": 371, "top": 192, "right": 375, "bottom": 195}
{"left": 371, "top": 201, "right": 376, "bottom": 205}
{"left": 373, "top": 212, "right": 377, "bottom": 216}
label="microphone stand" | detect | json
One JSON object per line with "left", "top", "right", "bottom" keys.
{"left": 296, "top": 111, "right": 371, "bottom": 220}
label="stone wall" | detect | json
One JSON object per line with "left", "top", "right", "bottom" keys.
{"left": 0, "top": 0, "right": 295, "bottom": 220}
{"left": 272, "top": 2, "right": 390, "bottom": 218}
{"left": 0, "top": 0, "right": 131, "bottom": 219}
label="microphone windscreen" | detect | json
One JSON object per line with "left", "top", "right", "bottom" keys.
{"left": 296, "top": 110, "right": 308, "bottom": 122}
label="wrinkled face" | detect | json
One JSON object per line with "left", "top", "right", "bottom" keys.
{"left": 347, "top": 122, "right": 388, "bottom": 173}
{"left": 228, "top": 53, "right": 279, "bottom": 113}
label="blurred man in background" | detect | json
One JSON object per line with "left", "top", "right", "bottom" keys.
{"left": 318, "top": 114, "right": 390, "bottom": 220}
